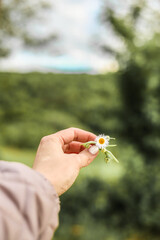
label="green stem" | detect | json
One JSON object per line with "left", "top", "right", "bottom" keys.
{"left": 105, "top": 149, "right": 119, "bottom": 163}
{"left": 81, "top": 141, "right": 96, "bottom": 148}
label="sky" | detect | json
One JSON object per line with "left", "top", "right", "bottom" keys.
{"left": 0, "top": 0, "right": 119, "bottom": 74}
{"left": 1, "top": 0, "right": 158, "bottom": 74}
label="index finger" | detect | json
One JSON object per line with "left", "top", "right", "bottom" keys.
{"left": 52, "top": 127, "right": 96, "bottom": 146}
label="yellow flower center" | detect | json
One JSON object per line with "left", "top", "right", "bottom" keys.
{"left": 99, "top": 138, "right": 105, "bottom": 145}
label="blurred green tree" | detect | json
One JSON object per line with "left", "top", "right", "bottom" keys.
{"left": 102, "top": 0, "right": 160, "bottom": 162}
{"left": 0, "top": 0, "right": 57, "bottom": 58}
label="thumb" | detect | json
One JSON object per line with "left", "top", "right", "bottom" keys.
{"left": 78, "top": 145, "right": 99, "bottom": 168}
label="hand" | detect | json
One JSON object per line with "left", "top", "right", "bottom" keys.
{"left": 33, "top": 128, "right": 99, "bottom": 196}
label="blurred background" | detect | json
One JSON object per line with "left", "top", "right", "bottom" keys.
{"left": 0, "top": 0, "right": 160, "bottom": 239}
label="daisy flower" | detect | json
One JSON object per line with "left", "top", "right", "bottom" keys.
{"left": 95, "top": 134, "right": 109, "bottom": 149}
{"left": 81, "top": 133, "right": 118, "bottom": 164}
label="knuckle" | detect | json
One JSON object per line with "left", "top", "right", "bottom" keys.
{"left": 40, "top": 136, "right": 50, "bottom": 144}
{"left": 69, "top": 127, "right": 75, "bottom": 131}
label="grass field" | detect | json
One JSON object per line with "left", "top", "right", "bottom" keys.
{"left": 0, "top": 145, "right": 35, "bottom": 167}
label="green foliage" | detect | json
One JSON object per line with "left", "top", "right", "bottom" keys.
{"left": 0, "top": 72, "right": 121, "bottom": 149}
{"left": 103, "top": 2, "right": 160, "bottom": 163}
{"left": 106, "top": 9, "right": 135, "bottom": 43}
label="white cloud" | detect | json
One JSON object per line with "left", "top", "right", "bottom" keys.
{"left": 50, "top": 0, "right": 101, "bottom": 50}
{"left": 0, "top": 0, "right": 117, "bottom": 73}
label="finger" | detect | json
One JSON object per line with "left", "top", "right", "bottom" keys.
{"left": 77, "top": 146, "right": 99, "bottom": 168}
{"left": 64, "top": 142, "right": 85, "bottom": 154}
{"left": 52, "top": 128, "right": 96, "bottom": 146}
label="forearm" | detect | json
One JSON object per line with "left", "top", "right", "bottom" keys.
{"left": 0, "top": 161, "right": 60, "bottom": 240}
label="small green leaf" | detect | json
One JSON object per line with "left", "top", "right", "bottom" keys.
{"left": 107, "top": 145, "right": 117, "bottom": 147}
{"left": 104, "top": 149, "right": 119, "bottom": 163}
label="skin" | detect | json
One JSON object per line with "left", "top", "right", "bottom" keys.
{"left": 33, "top": 128, "right": 99, "bottom": 196}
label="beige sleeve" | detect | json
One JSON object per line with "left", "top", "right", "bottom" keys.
{"left": 0, "top": 161, "right": 60, "bottom": 240}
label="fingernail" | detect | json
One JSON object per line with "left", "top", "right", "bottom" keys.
{"left": 89, "top": 145, "right": 99, "bottom": 155}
